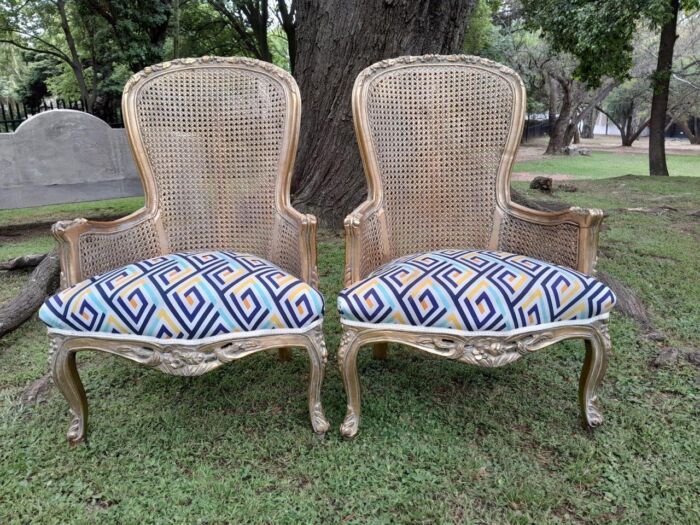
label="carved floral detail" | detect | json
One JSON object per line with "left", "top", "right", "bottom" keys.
{"left": 123, "top": 56, "right": 295, "bottom": 95}
{"left": 340, "top": 405, "right": 360, "bottom": 438}
{"left": 337, "top": 327, "right": 359, "bottom": 368}
{"left": 111, "top": 340, "right": 262, "bottom": 376}
{"left": 309, "top": 327, "right": 328, "bottom": 364}
{"left": 356, "top": 54, "right": 526, "bottom": 92}
{"left": 415, "top": 331, "right": 555, "bottom": 368}
{"left": 310, "top": 402, "right": 330, "bottom": 435}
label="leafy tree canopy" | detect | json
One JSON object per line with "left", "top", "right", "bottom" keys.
{"left": 520, "top": 0, "right": 700, "bottom": 86}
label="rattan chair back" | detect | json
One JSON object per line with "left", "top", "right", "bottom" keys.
{"left": 352, "top": 55, "right": 525, "bottom": 259}
{"left": 122, "top": 57, "right": 300, "bottom": 257}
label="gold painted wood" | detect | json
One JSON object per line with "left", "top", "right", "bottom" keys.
{"left": 338, "top": 319, "right": 611, "bottom": 438}
{"left": 50, "top": 324, "right": 330, "bottom": 444}
{"left": 47, "top": 57, "right": 328, "bottom": 442}
{"left": 340, "top": 55, "right": 612, "bottom": 438}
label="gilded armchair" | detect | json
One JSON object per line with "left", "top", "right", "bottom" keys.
{"left": 40, "top": 57, "right": 330, "bottom": 443}
{"left": 337, "top": 55, "right": 616, "bottom": 438}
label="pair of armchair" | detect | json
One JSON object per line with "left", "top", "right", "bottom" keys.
{"left": 40, "top": 56, "right": 615, "bottom": 444}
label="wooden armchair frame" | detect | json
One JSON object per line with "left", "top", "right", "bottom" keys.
{"left": 338, "top": 55, "right": 610, "bottom": 438}
{"left": 48, "top": 57, "right": 330, "bottom": 444}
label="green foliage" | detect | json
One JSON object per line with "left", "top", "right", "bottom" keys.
{"left": 10, "top": 55, "right": 57, "bottom": 105}
{"left": 76, "top": 0, "right": 173, "bottom": 71}
{"left": 45, "top": 61, "right": 88, "bottom": 100}
{"left": 520, "top": 0, "right": 643, "bottom": 85}
{"left": 603, "top": 80, "right": 651, "bottom": 126}
{"left": 463, "top": 0, "right": 498, "bottom": 56}
{"left": 520, "top": 0, "right": 700, "bottom": 86}
{"left": 0, "top": 0, "right": 293, "bottom": 115}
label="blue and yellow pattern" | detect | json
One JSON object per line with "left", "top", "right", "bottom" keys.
{"left": 40, "top": 251, "right": 324, "bottom": 339}
{"left": 338, "top": 250, "right": 615, "bottom": 331}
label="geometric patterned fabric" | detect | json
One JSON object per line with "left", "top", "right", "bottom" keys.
{"left": 338, "top": 249, "right": 615, "bottom": 331}
{"left": 40, "top": 251, "right": 324, "bottom": 339}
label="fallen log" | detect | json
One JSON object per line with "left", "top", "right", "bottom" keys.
{"left": 0, "top": 249, "right": 60, "bottom": 338}
{"left": 0, "top": 253, "right": 47, "bottom": 271}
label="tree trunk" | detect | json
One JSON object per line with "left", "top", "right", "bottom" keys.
{"left": 545, "top": 81, "right": 572, "bottom": 154}
{"left": 580, "top": 108, "right": 596, "bottom": 139}
{"left": 291, "top": 0, "right": 476, "bottom": 227}
{"left": 547, "top": 74, "right": 558, "bottom": 136}
{"left": 649, "top": 0, "right": 679, "bottom": 176}
{"left": 0, "top": 250, "right": 60, "bottom": 338}
{"left": 57, "top": 0, "right": 93, "bottom": 112}
{"left": 277, "top": 0, "right": 297, "bottom": 74}
{"left": 676, "top": 119, "right": 700, "bottom": 145}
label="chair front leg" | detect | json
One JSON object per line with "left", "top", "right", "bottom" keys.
{"left": 338, "top": 326, "right": 364, "bottom": 438}
{"left": 50, "top": 335, "right": 88, "bottom": 445}
{"left": 579, "top": 320, "right": 611, "bottom": 428}
{"left": 304, "top": 325, "right": 330, "bottom": 436}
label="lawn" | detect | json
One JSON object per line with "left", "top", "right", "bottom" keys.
{"left": 513, "top": 151, "right": 700, "bottom": 179}
{"left": 1, "top": 177, "right": 699, "bottom": 524}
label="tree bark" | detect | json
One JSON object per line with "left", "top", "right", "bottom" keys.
{"left": 676, "top": 119, "right": 700, "bottom": 145}
{"left": 0, "top": 253, "right": 47, "bottom": 271}
{"left": 580, "top": 108, "right": 596, "bottom": 139}
{"left": 547, "top": 74, "right": 558, "bottom": 136}
{"left": 0, "top": 250, "right": 60, "bottom": 338}
{"left": 277, "top": 0, "right": 297, "bottom": 74}
{"left": 649, "top": 0, "right": 680, "bottom": 176}
{"left": 545, "top": 79, "right": 572, "bottom": 154}
{"left": 291, "top": 0, "right": 476, "bottom": 228}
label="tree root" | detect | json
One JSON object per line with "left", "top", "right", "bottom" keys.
{"left": 0, "top": 253, "right": 47, "bottom": 271}
{"left": 597, "top": 270, "right": 651, "bottom": 330}
{"left": 0, "top": 249, "right": 60, "bottom": 338}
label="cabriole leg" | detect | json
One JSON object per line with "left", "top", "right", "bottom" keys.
{"left": 50, "top": 337, "right": 88, "bottom": 445}
{"left": 304, "top": 327, "right": 330, "bottom": 436}
{"left": 372, "top": 342, "right": 388, "bottom": 360}
{"left": 338, "top": 327, "right": 364, "bottom": 438}
{"left": 579, "top": 322, "right": 611, "bottom": 428}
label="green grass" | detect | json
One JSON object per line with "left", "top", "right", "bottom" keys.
{"left": 0, "top": 197, "right": 144, "bottom": 267}
{"left": 1, "top": 177, "right": 699, "bottom": 524}
{"left": 514, "top": 151, "right": 700, "bottom": 179}
{"left": 0, "top": 197, "right": 144, "bottom": 228}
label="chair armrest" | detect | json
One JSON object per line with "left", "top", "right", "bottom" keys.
{"left": 271, "top": 209, "right": 319, "bottom": 288}
{"left": 52, "top": 209, "right": 163, "bottom": 288}
{"left": 497, "top": 202, "right": 605, "bottom": 274}
{"left": 344, "top": 203, "right": 391, "bottom": 286}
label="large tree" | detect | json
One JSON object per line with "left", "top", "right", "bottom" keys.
{"left": 291, "top": 0, "right": 477, "bottom": 227}
{"left": 0, "top": 0, "right": 98, "bottom": 111}
{"left": 520, "top": 0, "right": 700, "bottom": 175}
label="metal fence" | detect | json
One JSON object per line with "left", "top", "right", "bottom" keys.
{"left": 0, "top": 99, "right": 123, "bottom": 132}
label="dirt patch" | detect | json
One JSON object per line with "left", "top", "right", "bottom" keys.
{"left": 512, "top": 172, "right": 574, "bottom": 182}
{"left": 516, "top": 136, "right": 700, "bottom": 160}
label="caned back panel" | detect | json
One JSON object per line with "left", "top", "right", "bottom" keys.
{"left": 131, "top": 64, "right": 289, "bottom": 255}
{"left": 360, "top": 60, "right": 518, "bottom": 257}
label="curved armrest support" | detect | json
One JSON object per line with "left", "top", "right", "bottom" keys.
{"left": 344, "top": 202, "right": 391, "bottom": 286}
{"left": 272, "top": 208, "right": 319, "bottom": 288}
{"left": 498, "top": 202, "right": 605, "bottom": 274}
{"left": 53, "top": 209, "right": 163, "bottom": 288}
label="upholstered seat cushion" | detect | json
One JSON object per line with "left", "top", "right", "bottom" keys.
{"left": 40, "top": 251, "right": 324, "bottom": 339}
{"left": 338, "top": 249, "right": 615, "bottom": 331}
